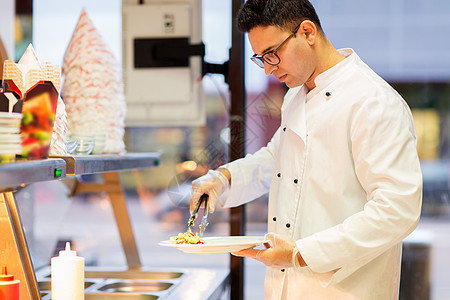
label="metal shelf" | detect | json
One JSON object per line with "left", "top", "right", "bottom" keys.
{"left": 0, "top": 158, "right": 66, "bottom": 192}
{"left": 50, "top": 152, "right": 160, "bottom": 175}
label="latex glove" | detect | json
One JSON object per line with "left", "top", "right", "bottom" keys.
{"left": 232, "top": 233, "right": 303, "bottom": 269}
{"left": 190, "top": 169, "right": 229, "bottom": 213}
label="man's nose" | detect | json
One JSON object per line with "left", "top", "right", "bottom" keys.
{"left": 264, "top": 63, "right": 277, "bottom": 75}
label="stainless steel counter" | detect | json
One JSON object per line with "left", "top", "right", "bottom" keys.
{"left": 0, "top": 158, "right": 66, "bottom": 192}
{"left": 36, "top": 266, "right": 230, "bottom": 300}
{"left": 50, "top": 152, "right": 160, "bottom": 175}
{"left": 165, "top": 268, "right": 229, "bottom": 300}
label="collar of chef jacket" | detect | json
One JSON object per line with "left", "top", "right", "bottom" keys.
{"left": 281, "top": 85, "right": 308, "bottom": 142}
{"left": 314, "top": 48, "right": 355, "bottom": 87}
{"left": 307, "top": 48, "right": 355, "bottom": 100}
{"left": 280, "top": 48, "right": 356, "bottom": 142}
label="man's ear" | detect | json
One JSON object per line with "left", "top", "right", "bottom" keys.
{"left": 300, "top": 20, "right": 317, "bottom": 45}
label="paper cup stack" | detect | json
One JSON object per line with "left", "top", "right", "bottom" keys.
{"left": 62, "top": 9, "right": 126, "bottom": 155}
{"left": 0, "top": 112, "right": 23, "bottom": 163}
{"left": 49, "top": 96, "right": 69, "bottom": 156}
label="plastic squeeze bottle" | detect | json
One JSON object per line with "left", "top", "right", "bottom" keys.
{"left": 0, "top": 266, "right": 20, "bottom": 300}
{"left": 51, "top": 242, "right": 85, "bottom": 300}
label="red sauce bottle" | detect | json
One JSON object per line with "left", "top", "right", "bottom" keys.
{"left": 0, "top": 266, "right": 20, "bottom": 300}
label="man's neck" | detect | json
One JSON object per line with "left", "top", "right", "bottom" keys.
{"left": 305, "top": 38, "right": 345, "bottom": 91}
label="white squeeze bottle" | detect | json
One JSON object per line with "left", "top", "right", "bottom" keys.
{"left": 51, "top": 242, "right": 85, "bottom": 300}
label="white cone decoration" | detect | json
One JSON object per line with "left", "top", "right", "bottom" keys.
{"left": 62, "top": 9, "right": 126, "bottom": 154}
{"left": 49, "top": 96, "right": 69, "bottom": 156}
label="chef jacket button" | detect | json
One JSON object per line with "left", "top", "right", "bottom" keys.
{"left": 286, "top": 223, "right": 291, "bottom": 228}
{"left": 281, "top": 269, "right": 285, "bottom": 272}
{"left": 277, "top": 173, "right": 281, "bottom": 178}
{"left": 273, "top": 216, "right": 277, "bottom": 222}
{"left": 283, "top": 127, "right": 286, "bottom": 132}
{"left": 326, "top": 91, "right": 331, "bottom": 97}
{"left": 294, "top": 179, "right": 298, "bottom": 184}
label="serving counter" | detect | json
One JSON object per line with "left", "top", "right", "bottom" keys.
{"left": 0, "top": 153, "right": 230, "bottom": 300}
{"left": 52, "top": 153, "right": 161, "bottom": 270}
{"left": 0, "top": 158, "right": 67, "bottom": 299}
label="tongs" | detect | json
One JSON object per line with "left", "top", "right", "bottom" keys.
{"left": 187, "top": 193, "right": 209, "bottom": 236}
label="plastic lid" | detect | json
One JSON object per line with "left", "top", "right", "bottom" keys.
{"left": 59, "top": 242, "right": 77, "bottom": 257}
{"left": 0, "top": 266, "right": 14, "bottom": 281}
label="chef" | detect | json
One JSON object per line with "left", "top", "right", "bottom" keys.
{"left": 189, "top": 0, "right": 423, "bottom": 299}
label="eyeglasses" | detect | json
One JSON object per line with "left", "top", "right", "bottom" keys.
{"left": 250, "top": 23, "right": 302, "bottom": 69}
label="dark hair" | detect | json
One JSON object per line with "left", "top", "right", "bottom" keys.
{"left": 237, "top": 0, "right": 323, "bottom": 33}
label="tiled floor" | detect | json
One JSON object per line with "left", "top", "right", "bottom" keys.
{"left": 16, "top": 180, "right": 450, "bottom": 299}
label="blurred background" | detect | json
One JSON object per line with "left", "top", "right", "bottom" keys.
{"left": 1, "top": 0, "right": 450, "bottom": 299}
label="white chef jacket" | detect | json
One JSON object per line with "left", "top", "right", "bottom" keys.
{"left": 221, "top": 49, "right": 423, "bottom": 299}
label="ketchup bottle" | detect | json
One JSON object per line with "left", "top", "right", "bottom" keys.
{"left": 0, "top": 266, "right": 20, "bottom": 300}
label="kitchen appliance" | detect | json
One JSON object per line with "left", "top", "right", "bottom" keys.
{"left": 122, "top": 0, "right": 204, "bottom": 126}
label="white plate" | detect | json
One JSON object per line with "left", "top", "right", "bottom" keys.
{"left": 0, "top": 112, "right": 22, "bottom": 119}
{"left": 0, "top": 141, "right": 22, "bottom": 146}
{"left": 0, "top": 120, "right": 21, "bottom": 126}
{"left": 0, "top": 147, "right": 22, "bottom": 153}
{"left": 0, "top": 127, "right": 20, "bottom": 133}
{"left": 0, "top": 132, "right": 21, "bottom": 137}
{"left": 0, "top": 143, "right": 22, "bottom": 149}
{"left": 0, "top": 136, "right": 22, "bottom": 143}
{"left": 158, "top": 236, "right": 269, "bottom": 253}
{"left": 0, "top": 149, "right": 21, "bottom": 155}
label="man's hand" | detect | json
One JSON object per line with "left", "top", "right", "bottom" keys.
{"left": 190, "top": 169, "right": 230, "bottom": 213}
{"left": 232, "top": 233, "right": 306, "bottom": 268}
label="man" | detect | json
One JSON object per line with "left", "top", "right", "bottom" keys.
{"left": 190, "top": 0, "right": 423, "bottom": 298}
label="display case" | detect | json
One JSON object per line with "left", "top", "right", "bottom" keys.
{"left": 0, "top": 153, "right": 229, "bottom": 299}
{"left": 0, "top": 158, "right": 67, "bottom": 299}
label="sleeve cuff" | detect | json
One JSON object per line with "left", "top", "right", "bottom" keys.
{"left": 292, "top": 247, "right": 305, "bottom": 269}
